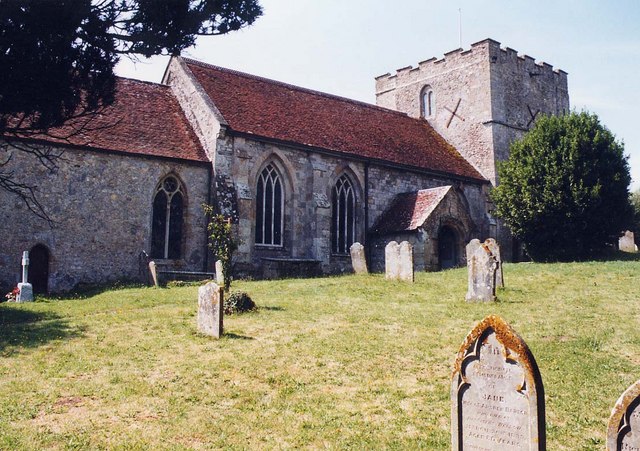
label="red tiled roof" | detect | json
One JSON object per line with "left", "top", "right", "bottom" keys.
{"left": 9, "top": 78, "right": 206, "bottom": 162}
{"left": 373, "top": 186, "right": 452, "bottom": 234}
{"left": 183, "top": 58, "right": 485, "bottom": 181}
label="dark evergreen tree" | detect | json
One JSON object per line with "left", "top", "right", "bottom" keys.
{"left": 0, "top": 0, "right": 262, "bottom": 220}
{"left": 492, "top": 111, "right": 633, "bottom": 261}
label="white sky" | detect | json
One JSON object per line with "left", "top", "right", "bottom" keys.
{"left": 115, "top": 0, "right": 640, "bottom": 189}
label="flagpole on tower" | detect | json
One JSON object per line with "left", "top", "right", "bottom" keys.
{"left": 458, "top": 8, "right": 462, "bottom": 48}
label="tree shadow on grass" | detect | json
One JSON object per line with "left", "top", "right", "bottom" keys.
{"left": 0, "top": 305, "right": 85, "bottom": 353}
{"left": 223, "top": 332, "right": 254, "bottom": 340}
{"left": 260, "top": 306, "right": 285, "bottom": 311}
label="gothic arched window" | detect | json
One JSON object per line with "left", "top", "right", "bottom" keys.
{"left": 255, "top": 164, "right": 284, "bottom": 246}
{"left": 332, "top": 174, "right": 356, "bottom": 254}
{"left": 421, "top": 86, "right": 435, "bottom": 118}
{"left": 151, "top": 175, "right": 184, "bottom": 259}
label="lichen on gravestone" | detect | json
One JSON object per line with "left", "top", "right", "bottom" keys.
{"left": 607, "top": 379, "right": 640, "bottom": 450}
{"left": 451, "top": 315, "right": 545, "bottom": 450}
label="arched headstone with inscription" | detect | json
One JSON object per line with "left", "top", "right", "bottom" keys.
{"left": 451, "top": 315, "right": 545, "bottom": 450}
{"left": 607, "top": 380, "right": 640, "bottom": 451}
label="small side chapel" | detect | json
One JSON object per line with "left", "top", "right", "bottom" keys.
{"left": 0, "top": 39, "right": 569, "bottom": 292}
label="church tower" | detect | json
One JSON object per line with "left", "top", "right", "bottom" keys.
{"left": 375, "top": 38, "right": 569, "bottom": 259}
{"left": 375, "top": 38, "right": 569, "bottom": 186}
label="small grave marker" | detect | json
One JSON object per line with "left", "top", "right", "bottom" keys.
{"left": 399, "top": 241, "right": 414, "bottom": 282}
{"left": 465, "top": 239, "right": 498, "bottom": 302}
{"left": 349, "top": 242, "right": 368, "bottom": 274}
{"left": 215, "top": 259, "right": 225, "bottom": 285}
{"left": 619, "top": 231, "right": 638, "bottom": 253}
{"left": 607, "top": 380, "right": 640, "bottom": 450}
{"left": 385, "top": 241, "right": 400, "bottom": 280}
{"left": 451, "top": 315, "right": 545, "bottom": 450}
{"left": 17, "top": 251, "right": 34, "bottom": 302}
{"left": 484, "top": 238, "right": 504, "bottom": 288}
{"left": 197, "top": 281, "right": 224, "bottom": 338}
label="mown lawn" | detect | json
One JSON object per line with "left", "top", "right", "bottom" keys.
{"left": 1, "top": 258, "right": 640, "bottom": 449}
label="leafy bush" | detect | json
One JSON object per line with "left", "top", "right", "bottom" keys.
{"left": 203, "top": 205, "right": 239, "bottom": 291}
{"left": 492, "top": 111, "right": 633, "bottom": 261}
{"left": 224, "top": 291, "right": 256, "bottom": 315}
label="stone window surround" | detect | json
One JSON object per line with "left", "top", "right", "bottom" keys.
{"left": 150, "top": 173, "right": 187, "bottom": 260}
{"left": 420, "top": 85, "right": 435, "bottom": 119}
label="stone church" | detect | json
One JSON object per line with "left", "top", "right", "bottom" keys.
{"left": 0, "top": 39, "right": 569, "bottom": 293}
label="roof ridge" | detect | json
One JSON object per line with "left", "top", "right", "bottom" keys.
{"left": 181, "top": 57, "right": 416, "bottom": 118}
{"left": 115, "top": 75, "right": 168, "bottom": 89}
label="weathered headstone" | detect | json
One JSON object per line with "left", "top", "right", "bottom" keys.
{"left": 385, "top": 241, "right": 400, "bottom": 280}
{"left": 452, "top": 315, "right": 545, "bottom": 450}
{"left": 465, "top": 239, "right": 498, "bottom": 302}
{"left": 197, "top": 282, "right": 224, "bottom": 338}
{"left": 607, "top": 380, "right": 640, "bottom": 451}
{"left": 619, "top": 230, "right": 638, "bottom": 253}
{"left": 484, "top": 238, "right": 504, "bottom": 288}
{"left": 17, "top": 251, "right": 34, "bottom": 302}
{"left": 349, "top": 242, "right": 368, "bottom": 274}
{"left": 398, "top": 241, "right": 414, "bottom": 282}
{"left": 148, "top": 261, "right": 159, "bottom": 287}
{"left": 215, "top": 259, "right": 225, "bottom": 285}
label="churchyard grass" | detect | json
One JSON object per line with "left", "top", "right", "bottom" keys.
{"left": 2, "top": 259, "right": 640, "bottom": 449}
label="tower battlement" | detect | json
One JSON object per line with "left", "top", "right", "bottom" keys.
{"left": 375, "top": 39, "right": 567, "bottom": 97}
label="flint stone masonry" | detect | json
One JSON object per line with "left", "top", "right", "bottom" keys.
{"left": 0, "top": 143, "right": 210, "bottom": 292}
{"left": 619, "top": 231, "right": 637, "bottom": 253}
{"left": 197, "top": 282, "right": 223, "bottom": 338}
{"left": 452, "top": 315, "right": 545, "bottom": 450}
{"left": 484, "top": 238, "right": 504, "bottom": 287}
{"left": 466, "top": 239, "right": 498, "bottom": 302}
{"left": 349, "top": 242, "right": 368, "bottom": 274}
{"left": 607, "top": 380, "right": 640, "bottom": 451}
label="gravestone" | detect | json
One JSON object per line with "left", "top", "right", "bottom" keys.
{"left": 484, "top": 238, "right": 504, "bottom": 288}
{"left": 398, "top": 241, "right": 414, "bottom": 282}
{"left": 385, "top": 241, "right": 400, "bottom": 280}
{"left": 452, "top": 315, "right": 545, "bottom": 450}
{"left": 619, "top": 231, "right": 638, "bottom": 253}
{"left": 215, "top": 259, "right": 225, "bottom": 285}
{"left": 148, "top": 261, "right": 159, "bottom": 287}
{"left": 349, "top": 242, "right": 368, "bottom": 274}
{"left": 465, "top": 239, "right": 498, "bottom": 302}
{"left": 17, "top": 251, "right": 34, "bottom": 302}
{"left": 607, "top": 379, "right": 640, "bottom": 451}
{"left": 197, "top": 281, "right": 224, "bottom": 338}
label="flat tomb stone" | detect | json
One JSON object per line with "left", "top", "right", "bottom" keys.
{"left": 197, "top": 282, "right": 223, "bottom": 338}
{"left": 607, "top": 379, "right": 640, "bottom": 450}
{"left": 451, "top": 315, "right": 545, "bottom": 450}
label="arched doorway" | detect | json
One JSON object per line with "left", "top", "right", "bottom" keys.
{"left": 438, "top": 226, "right": 458, "bottom": 270}
{"left": 29, "top": 244, "right": 49, "bottom": 294}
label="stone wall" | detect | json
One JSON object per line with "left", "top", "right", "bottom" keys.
{"left": 224, "top": 135, "right": 488, "bottom": 276}
{"left": 0, "top": 143, "right": 211, "bottom": 292}
{"left": 375, "top": 39, "right": 569, "bottom": 261}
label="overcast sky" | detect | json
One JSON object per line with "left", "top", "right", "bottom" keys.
{"left": 115, "top": 0, "right": 640, "bottom": 189}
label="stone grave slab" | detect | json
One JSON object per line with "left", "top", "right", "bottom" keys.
{"left": 349, "top": 242, "right": 368, "bottom": 274}
{"left": 484, "top": 238, "right": 504, "bottom": 288}
{"left": 385, "top": 241, "right": 400, "bottom": 280}
{"left": 466, "top": 239, "right": 498, "bottom": 302}
{"left": 607, "top": 379, "right": 640, "bottom": 450}
{"left": 399, "top": 241, "right": 414, "bottom": 282}
{"left": 619, "top": 231, "right": 637, "bottom": 253}
{"left": 215, "top": 259, "right": 225, "bottom": 285}
{"left": 197, "top": 282, "right": 224, "bottom": 338}
{"left": 451, "top": 315, "right": 545, "bottom": 450}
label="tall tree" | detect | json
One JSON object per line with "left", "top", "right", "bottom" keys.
{"left": 492, "top": 111, "right": 633, "bottom": 261}
{"left": 0, "top": 0, "right": 262, "bottom": 220}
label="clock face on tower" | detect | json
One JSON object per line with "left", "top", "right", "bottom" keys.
{"left": 444, "top": 98, "right": 465, "bottom": 128}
